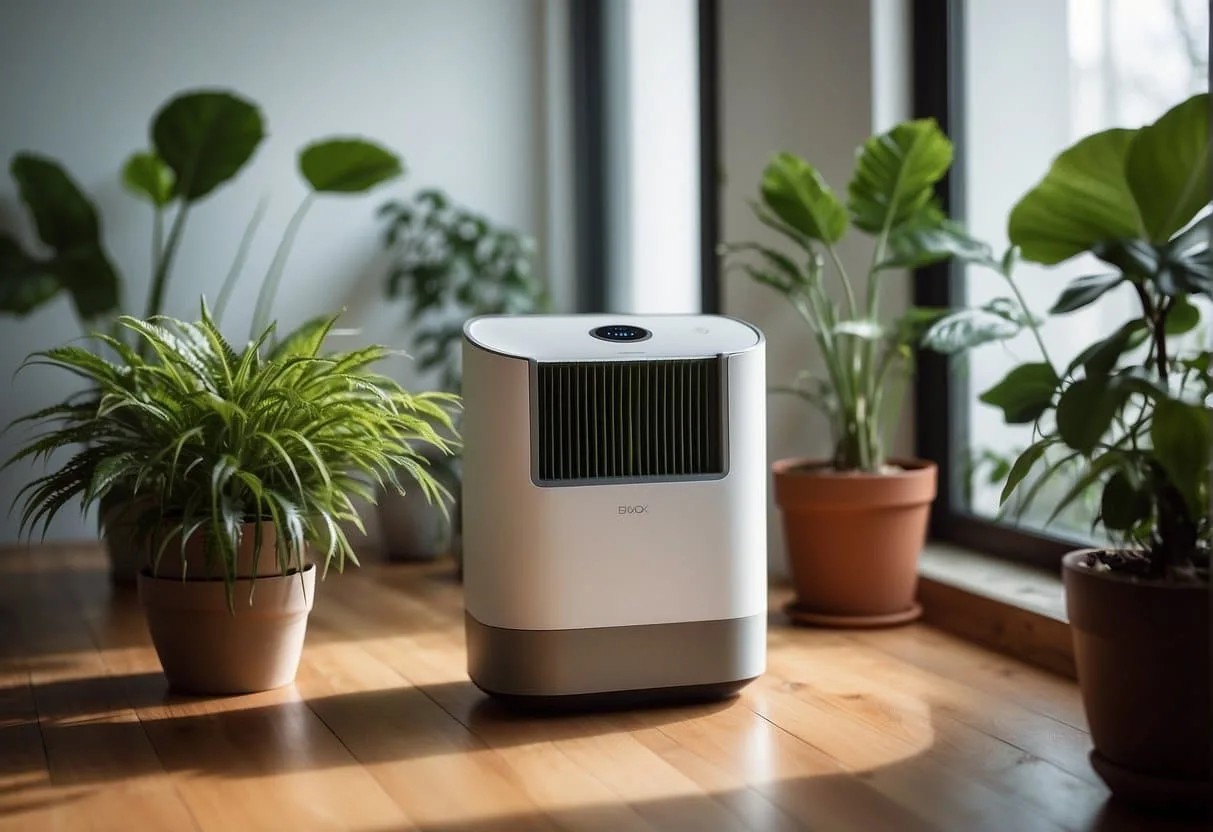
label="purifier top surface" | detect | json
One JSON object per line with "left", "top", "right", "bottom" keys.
{"left": 464, "top": 314, "right": 762, "bottom": 361}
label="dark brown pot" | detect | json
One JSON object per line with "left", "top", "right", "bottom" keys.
{"left": 1063, "top": 550, "right": 1211, "bottom": 809}
{"left": 772, "top": 458, "right": 936, "bottom": 626}
{"left": 99, "top": 492, "right": 156, "bottom": 585}
{"left": 137, "top": 521, "right": 316, "bottom": 695}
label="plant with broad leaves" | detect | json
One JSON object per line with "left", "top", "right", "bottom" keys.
{"left": 979, "top": 93, "right": 1211, "bottom": 579}
{"left": 723, "top": 118, "right": 1037, "bottom": 471}
{"left": 377, "top": 189, "right": 549, "bottom": 395}
{"left": 3, "top": 301, "right": 459, "bottom": 608}
{"left": 1, "top": 88, "right": 403, "bottom": 352}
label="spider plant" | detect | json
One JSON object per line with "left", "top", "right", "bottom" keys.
{"left": 5, "top": 301, "right": 458, "bottom": 603}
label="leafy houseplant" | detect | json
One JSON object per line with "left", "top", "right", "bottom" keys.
{"left": 1, "top": 87, "right": 404, "bottom": 581}
{"left": 5, "top": 302, "right": 456, "bottom": 694}
{"left": 975, "top": 93, "right": 1211, "bottom": 807}
{"left": 726, "top": 118, "right": 1027, "bottom": 627}
{"left": 374, "top": 189, "right": 548, "bottom": 563}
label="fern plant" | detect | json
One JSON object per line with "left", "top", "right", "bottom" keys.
{"left": 4, "top": 301, "right": 458, "bottom": 601}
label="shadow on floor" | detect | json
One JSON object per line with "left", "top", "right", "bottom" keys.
{"left": 2, "top": 669, "right": 1209, "bottom": 830}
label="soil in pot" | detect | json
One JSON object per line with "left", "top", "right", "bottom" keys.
{"left": 1063, "top": 550, "right": 1211, "bottom": 810}
{"left": 773, "top": 458, "right": 937, "bottom": 627}
{"left": 137, "top": 521, "right": 316, "bottom": 695}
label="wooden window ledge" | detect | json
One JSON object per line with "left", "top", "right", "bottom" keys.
{"left": 917, "top": 542, "right": 1075, "bottom": 679}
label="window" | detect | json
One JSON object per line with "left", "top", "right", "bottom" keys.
{"left": 913, "top": 0, "right": 1209, "bottom": 566}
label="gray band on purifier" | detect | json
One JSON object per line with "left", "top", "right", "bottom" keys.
{"left": 466, "top": 613, "right": 765, "bottom": 697}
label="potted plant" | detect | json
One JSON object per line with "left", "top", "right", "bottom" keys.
{"left": 978, "top": 93, "right": 1210, "bottom": 807}
{"left": 1, "top": 87, "right": 404, "bottom": 582}
{"left": 375, "top": 189, "right": 549, "bottom": 565}
{"left": 725, "top": 118, "right": 1032, "bottom": 627}
{"left": 5, "top": 302, "right": 456, "bottom": 694}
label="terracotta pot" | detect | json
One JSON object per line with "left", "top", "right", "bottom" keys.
{"left": 149, "top": 521, "right": 303, "bottom": 579}
{"left": 377, "top": 449, "right": 461, "bottom": 563}
{"left": 377, "top": 482, "right": 454, "bottom": 562}
{"left": 772, "top": 458, "right": 936, "bottom": 626}
{"left": 1063, "top": 550, "right": 1211, "bottom": 808}
{"left": 137, "top": 521, "right": 316, "bottom": 695}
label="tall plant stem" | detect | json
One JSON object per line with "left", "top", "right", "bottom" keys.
{"left": 152, "top": 207, "right": 164, "bottom": 284}
{"left": 142, "top": 204, "right": 192, "bottom": 355}
{"left": 1001, "top": 268, "right": 1055, "bottom": 372}
{"left": 251, "top": 194, "right": 314, "bottom": 341}
{"left": 214, "top": 197, "right": 269, "bottom": 326}
{"left": 823, "top": 243, "right": 857, "bottom": 318}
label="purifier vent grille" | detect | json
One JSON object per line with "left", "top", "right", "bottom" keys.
{"left": 535, "top": 359, "right": 724, "bottom": 483}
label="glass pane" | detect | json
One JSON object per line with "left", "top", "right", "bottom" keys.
{"left": 958, "top": 0, "right": 1208, "bottom": 539}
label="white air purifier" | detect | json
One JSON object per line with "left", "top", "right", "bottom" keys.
{"left": 460, "top": 314, "right": 767, "bottom": 708}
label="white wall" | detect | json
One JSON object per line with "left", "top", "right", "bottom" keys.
{"left": 720, "top": 0, "right": 914, "bottom": 575}
{"left": 0, "top": 0, "right": 555, "bottom": 544}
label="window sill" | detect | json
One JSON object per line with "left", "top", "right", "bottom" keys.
{"left": 916, "top": 541, "right": 1076, "bottom": 679}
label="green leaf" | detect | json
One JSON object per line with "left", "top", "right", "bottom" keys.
{"left": 1068, "top": 319, "right": 1147, "bottom": 378}
{"left": 0, "top": 234, "right": 58, "bottom": 316}
{"left": 1047, "top": 453, "right": 1122, "bottom": 526}
{"left": 999, "top": 438, "right": 1054, "bottom": 505}
{"left": 921, "top": 298, "right": 1032, "bottom": 355}
{"left": 1164, "top": 295, "right": 1201, "bottom": 334}
{"left": 894, "top": 306, "right": 950, "bottom": 346}
{"left": 848, "top": 118, "right": 953, "bottom": 234}
{"left": 152, "top": 90, "right": 265, "bottom": 201}
{"left": 299, "top": 138, "right": 404, "bottom": 193}
{"left": 11, "top": 154, "right": 100, "bottom": 250}
{"left": 759, "top": 153, "right": 848, "bottom": 244}
{"left": 1049, "top": 273, "right": 1123, "bottom": 314}
{"left": 1125, "top": 93, "right": 1210, "bottom": 244}
{"left": 8, "top": 155, "right": 120, "bottom": 319}
{"left": 979, "top": 363, "right": 1059, "bottom": 424}
{"left": 1100, "top": 469, "right": 1150, "bottom": 532}
{"left": 53, "top": 245, "right": 122, "bottom": 319}
{"left": 270, "top": 314, "right": 338, "bottom": 360}
{"left": 1151, "top": 397, "right": 1210, "bottom": 518}
{"left": 1008, "top": 129, "right": 1144, "bottom": 265}
{"left": 121, "top": 151, "right": 175, "bottom": 206}
{"left": 880, "top": 212, "right": 995, "bottom": 270}
{"left": 1056, "top": 378, "right": 1121, "bottom": 455}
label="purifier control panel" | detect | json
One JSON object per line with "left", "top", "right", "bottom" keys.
{"left": 590, "top": 324, "right": 652, "bottom": 343}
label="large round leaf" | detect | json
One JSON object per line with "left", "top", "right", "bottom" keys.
{"left": 121, "top": 151, "right": 175, "bottom": 206}
{"left": 978, "top": 362, "right": 1059, "bottom": 424}
{"left": 1126, "top": 93, "right": 1210, "bottom": 245}
{"left": 847, "top": 118, "right": 953, "bottom": 234}
{"left": 1008, "top": 129, "right": 1144, "bottom": 265}
{"left": 53, "top": 245, "right": 122, "bottom": 319}
{"left": 152, "top": 90, "right": 264, "bottom": 201}
{"left": 1151, "top": 396, "right": 1211, "bottom": 517}
{"left": 300, "top": 138, "right": 404, "bottom": 194}
{"left": 10, "top": 154, "right": 100, "bottom": 250}
{"left": 7, "top": 155, "right": 120, "bottom": 319}
{"left": 0, "top": 234, "right": 59, "bottom": 316}
{"left": 759, "top": 152, "right": 848, "bottom": 244}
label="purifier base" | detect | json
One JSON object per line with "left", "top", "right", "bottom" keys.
{"left": 465, "top": 611, "right": 765, "bottom": 710}
{"left": 473, "top": 678, "right": 757, "bottom": 714}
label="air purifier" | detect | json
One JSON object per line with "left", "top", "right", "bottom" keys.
{"left": 460, "top": 314, "right": 767, "bottom": 708}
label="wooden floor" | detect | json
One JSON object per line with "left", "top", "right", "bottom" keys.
{"left": 0, "top": 546, "right": 1204, "bottom": 832}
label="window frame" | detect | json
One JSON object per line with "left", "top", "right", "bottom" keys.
{"left": 569, "top": 0, "right": 720, "bottom": 315}
{"left": 912, "top": 0, "right": 1084, "bottom": 571}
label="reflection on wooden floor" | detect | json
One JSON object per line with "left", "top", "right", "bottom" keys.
{"left": 0, "top": 545, "right": 1205, "bottom": 831}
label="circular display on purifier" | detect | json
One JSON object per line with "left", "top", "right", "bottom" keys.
{"left": 590, "top": 324, "right": 652, "bottom": 343}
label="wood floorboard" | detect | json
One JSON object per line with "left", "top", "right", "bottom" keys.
{"left": 0, "top": 545, "right": 1207, "bottom": 831}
